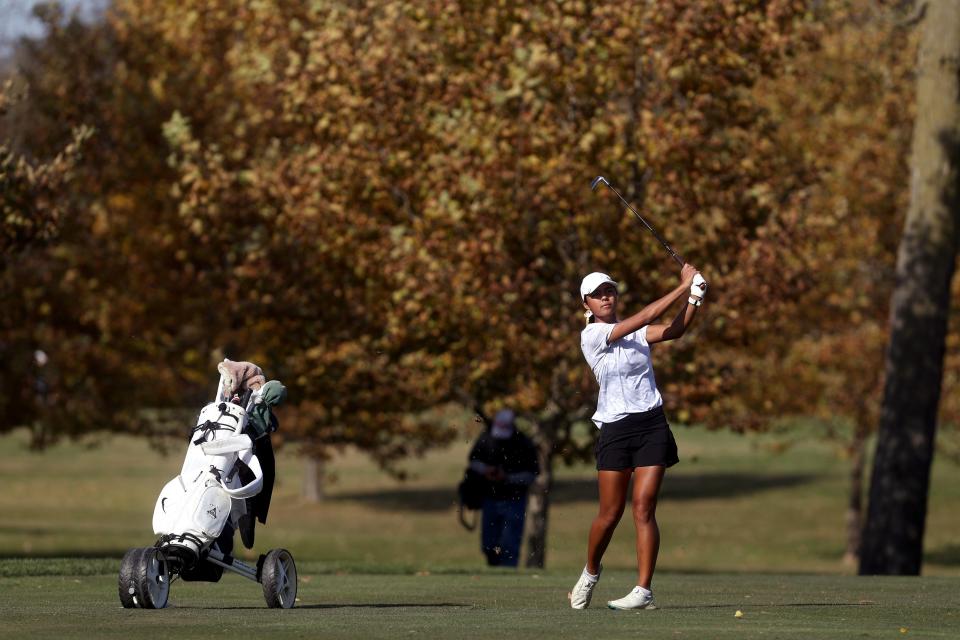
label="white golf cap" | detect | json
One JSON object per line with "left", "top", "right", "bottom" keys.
{"left": 579, "top": 272, "right": 618, "bottom": 301}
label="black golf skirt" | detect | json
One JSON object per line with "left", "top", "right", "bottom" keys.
{"left": 595, "top": 406, "right": 679, "bottom": 471}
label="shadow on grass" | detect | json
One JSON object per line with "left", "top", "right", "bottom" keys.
{"left": 0, "top": 525, "right": 61, "bottom": 536}
{"left": 287, "top": 603, "right": 471, "bottom": 610}
{"left": 925, "top": 544, "right": 960, "bottom": 566}
{"left": 176, "top": 603, "right": 473, "bottom": 610}
{"left": 0, "top": 551, "right": 130, "bottom": 559}
{"left": 328, "top": 472, "right": 815, "bottom": 512}
{"left": 669, "top": 602, "right": 876, "bottom": 610}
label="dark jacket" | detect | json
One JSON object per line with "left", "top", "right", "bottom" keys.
{"left": 468, "top": 430, "right": 539, "bottom": 501}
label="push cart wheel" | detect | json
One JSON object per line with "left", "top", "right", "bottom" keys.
{"left": 261, "top": 548, "right": 297, "bottom": 608}
{"left": 118, "top": 547, "right": 144, "bottom": 608}
{"left": 122, "top": 547, "right": 170, "bottom": 609}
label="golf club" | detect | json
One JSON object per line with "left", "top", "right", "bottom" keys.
{"left": 591, "top": 176, "right": 685, "bottom": 267}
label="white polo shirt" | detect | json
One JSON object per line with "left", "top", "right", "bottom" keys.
{"left": 580, "top": 322, "right": 663, "bottom": 429}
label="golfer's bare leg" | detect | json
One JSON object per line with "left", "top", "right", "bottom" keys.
{"left": 586, "top": 469, "right": 632, "bottom": 574}
{"left": 632, "top": 465, "right": 665, "bottom": 589}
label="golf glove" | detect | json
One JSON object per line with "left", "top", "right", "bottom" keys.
{"left": 690, "top": 273, "right": 707, "bottom": 300}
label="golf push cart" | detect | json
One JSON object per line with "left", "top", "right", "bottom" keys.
{"left": 118, "top": 359, "right": 297, "bottom": 609}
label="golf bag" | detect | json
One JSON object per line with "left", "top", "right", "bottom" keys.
{"left": 151, "top": 398, "right": 264, "bottom": 569}
{"left": 153, "top": 360, "right": 286, "bottom": 568}
{"left": 120, "top": 360, "right": 296, "bottom": 609}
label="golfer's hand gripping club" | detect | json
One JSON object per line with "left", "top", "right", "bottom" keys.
{"left": 691, "top": 273, "right": 707, "bottom": 300}
{"left": 591, "top": 175, "right": 685, "bottom": 267}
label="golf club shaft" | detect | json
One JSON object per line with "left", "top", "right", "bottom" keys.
{"left": 592, "top": 176, "right": 685, "bottom": 266}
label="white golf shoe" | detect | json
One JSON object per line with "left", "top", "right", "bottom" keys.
{"left": 568, "top": 566, "right": 601, "bottom": 609}
{"left": 607, "top": 586, "right": 657, "bottom": 610}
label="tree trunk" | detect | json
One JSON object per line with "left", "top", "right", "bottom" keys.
{"left": 843, "top": 423, "right": 868, "bottom": 567}
{"left": 302, "top": 456, "right": 326, "bottom": 503}
{"left": 525, "top": 434, "right": 554, "bottom": 569}
{"left": 860, "top": 0, "right": 960, "bottom": 575}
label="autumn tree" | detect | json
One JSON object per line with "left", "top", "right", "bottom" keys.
{"left": 2, "top": 1, "right": 460, "bottom": 467}
{"left": 0, "top": 72, "right": 91, "bottom": 432}
{"left": 0, "top": 4, "right": 219, "bottom": 447}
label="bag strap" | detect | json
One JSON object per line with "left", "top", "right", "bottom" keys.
{"left": 457, "top": 505, "right": 478, "bottom": 531}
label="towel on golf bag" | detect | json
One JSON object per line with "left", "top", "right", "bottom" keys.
{"left": 218, "top": 359, "right": 266, "bottom": 397}
{"left": 247, "top": 380, "right": 287, "bottom": 439}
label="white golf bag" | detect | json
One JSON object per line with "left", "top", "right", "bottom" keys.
{"left": 151, "top": 377, "right": 265, "bottom": 567}
{"left": 120, "top": 362, "right": 296, "bottom": 610}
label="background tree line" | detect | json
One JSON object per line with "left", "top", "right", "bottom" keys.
{"left": 1, "top": 0, "right": 957, "bottom": 572}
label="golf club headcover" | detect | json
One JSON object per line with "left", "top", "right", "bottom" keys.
{"left": 690, "top": 273, "right": 707, "bottom": 300}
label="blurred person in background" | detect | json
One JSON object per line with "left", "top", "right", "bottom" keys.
{"left": 569, "top": 266, "right": 706, "bottom": 610}
{"left": 466, "top": 409, "right": 539, "bottom": 567}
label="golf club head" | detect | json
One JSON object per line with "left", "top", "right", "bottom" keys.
{"left": 590, "top": 176, "right": 608, "bottom": 192}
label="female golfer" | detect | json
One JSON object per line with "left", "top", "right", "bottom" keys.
{"left": 569, "top": 264, "right": 706, "bottom": 610}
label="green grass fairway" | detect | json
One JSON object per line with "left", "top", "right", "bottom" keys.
{"left": 2, "top": 424, "right": 959, "bottom": 637}
{"left": 1, "top": 564, "right": 957, "bottom": 640}
{"left": 3, "top": 424, "right": 959, "bottom": 575}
